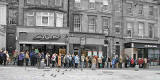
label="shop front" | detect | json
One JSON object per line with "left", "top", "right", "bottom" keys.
{"left": 18, "top": 31, "right": 69, "bottom": 55}
{"left": 69, "top": 34, "right": 105, "bottom": 57}
{"left": 124, "top": 42, "right": 160, "bottom": 66}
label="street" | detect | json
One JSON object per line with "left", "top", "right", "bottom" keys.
{"left": 0, "top": 66, "right": 160, "bottom": 80}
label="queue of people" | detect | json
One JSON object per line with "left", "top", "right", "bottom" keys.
{"left": 0, "top": 49, "right": 149, "bottom": 69}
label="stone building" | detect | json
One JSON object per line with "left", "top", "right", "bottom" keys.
{"left": 68, "top": 0, "right": 112, "bottom": 57}
{"left": 0, "top": 1, "right": 7, "bottom": 50}
{"left": 6, "top": 0, "right": 69, "bottom": 55}
{"left": 112, "top": 0, "right": 160, "bottom": 66}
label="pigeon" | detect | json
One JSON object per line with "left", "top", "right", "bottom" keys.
{"left": 69, "top": 69, "right": 72, "bottom": 71}
{"left": 50, "top": 74, "right": 53, "bottom": 76}
{"left": 42, "top": 73, "right": 45, "bottom": 77}
{"left": 53, "top": 74, "right": 57, "bottom": 77}
{"left": 65, "top": 69, "right": 67, "bottom": 71}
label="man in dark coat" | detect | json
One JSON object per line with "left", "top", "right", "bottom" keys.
{"left": 0, "top": 50, "right": 3, "bottom": 65}
{"left": 2, "top": 51, "right": 7, "bottom": 66}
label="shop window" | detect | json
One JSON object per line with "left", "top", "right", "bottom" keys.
{"left": 8, "top": 9, "right": 17, "bottom": 25}
{"left": 148, "top": 23, "right": 154, "bottom": 38}
{"left": 89, "top": 0, "right": 95, "bottom": 9}
{"left": 26, "top": 12, "right": 34, "bottom": 26}
{"left": 41, "top": 0, "right": 48, "bottom": 5}
{"left": 149, "top": 6, "right": 154, "bottom": 16}
{"left": 55, "top": 0, "right": 62, "bottom": 6}
{"left": 102, "top": 17, "right": 110, "bottom": 34}
{"left": 138, "top": 22, "right": 144, "bottom": 37}
{"left": 88, "top": 15, "right": 96, "bottom": 33}
{"left": 115, "top": 22, "right": 120, "bottom": 33}
{"left": 138, "top": 4, "right": 143, "bottom": 15}
{"left": 126, "top": 3, "right": 133, "bottom": 14}
{"left": 73, "top": 15, "right": 81, "bottom": 32}
{"left": 56, "top": 12, "right": 63, "bottom": 27}
{"left": 75, "top": 0, "right": 81, "bottom": 8}
{"left": 126, "top": 22, "right": 133, "bottom": 37}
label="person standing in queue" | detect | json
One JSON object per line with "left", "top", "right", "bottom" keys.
{"left": 58, "top": 53, "right": 62, "bottom": 67}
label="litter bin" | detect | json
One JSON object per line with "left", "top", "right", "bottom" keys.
{"left": 40, "top": 59, "right": 45, "bottom": 69}
{"left": 135, "top": 65, "right": 139, "bottom": 71}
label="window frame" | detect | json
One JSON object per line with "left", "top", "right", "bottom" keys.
{"left": 149, "top": 6, "right": 154, "bottom": 16}
{"left": 26, "top": 12, "right": 35, "bottom": 26}
{"left": 89, "top": 0, "right": 96, "bottom": 9}
{"left": 148, "top": 23, "right": 154, "bottom": 38}
{"left": 126, "top": 2, "right": 133, "bottom": 14}
{"left": 88, "top": 15, "right": 97, "bottom": 33}
{"left": 73, "top": 14, "right": 81, "bottom": 32}
{"left": 138, "top": 22, "right": 144, "bottom": 37}
{"left": 115, "top": 22, "right": 121, "bottom": 34}
{"left": 55, "top": 0, "right": 62, "bottom": 7}
{"left": 56, "top": 12, "right": 64, "bottom": 27}
{"left": 126, "top": 22, "right": 133, "bottom": 37}
{"left": 102, "top": 17, "right": 110, "bottom": 34}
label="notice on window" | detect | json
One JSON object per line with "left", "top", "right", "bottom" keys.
{"left": 88, "top": 51, "right": 92, "bottom": 56}
{"left": 99, "top": 51, "right": 103, "bottom": 58}
{"left": 93, "top": 51, "right": 97, "bottom": 56}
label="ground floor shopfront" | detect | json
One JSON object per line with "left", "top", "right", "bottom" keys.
{"left": 124, "top": 42, "right": 160, "bottom": 66}
{"left": 17, "top": 27, "right": 69, "bottom": 55}
{"left": 69, "top": 33, "right": 105, "bottom": 57}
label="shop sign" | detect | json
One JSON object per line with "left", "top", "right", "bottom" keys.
{"left": 93, "top": 51, "right": 97, "bottom": 56}
{"left": 33, "top": 34, "right": 68, "bottom": 41}
{"left": 144, "top": 45, "right": 157, "bottom": 48}
{"left": 98, "top": 51, "right": 102, "bottom": 58}
{"left": 88, "top": 51, "right": 92, "bottom": 56}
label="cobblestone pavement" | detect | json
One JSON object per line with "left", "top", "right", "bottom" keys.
{"left": 0, "top": 66, "right": 160, "bottom": 80}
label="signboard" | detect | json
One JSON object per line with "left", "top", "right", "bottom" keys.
{"left": 88, "top": 51, "right": 92, "bottom": 56}
{"left": 98, "top": 51, "right": 103, "bottom": 58}
{"left": 33, "top": 34, "right": 68, "bottom": 41}
{"left": 93, "top": 51, "right": 97, "bottom": 56}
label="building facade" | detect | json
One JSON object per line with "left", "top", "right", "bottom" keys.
{"left": 6, "top": 0, "right": 69, "bottom": 55}
{"left": 0, "top": 1, "right": 7, "bottom": 50}
{"left": 68, "top": 0, "right": 112, "bottom": 57}
{"left": 112, "top": 0, "right": 160, "bottom": 66}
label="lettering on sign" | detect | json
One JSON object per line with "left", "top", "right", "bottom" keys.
{"left": 33, "top": 34, "right": 68, "bottom": 41}
{"left": 144, "top": 45, "right": 157, "bottom": 48}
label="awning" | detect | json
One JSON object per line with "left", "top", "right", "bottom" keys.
{"left": 19, "top": 41, "right": 66, "bottom": 45}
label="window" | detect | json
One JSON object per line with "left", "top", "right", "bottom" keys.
{"left": 55, "top": 0, "right": 62, "bottom": 6}
{"left": 74, "top": 15, "right": 81, "bottom": 32}
{"left": 0, "top": 6, "right": 6, "bottom": 25}
{"left": 138, "top": 4, "right": 143, "bottom": 15}
{"left": 88, "top": 16, "right": 96, "bottom": 32}
{"left": 102, "top": 17, "right": 109, "bottom": 34}
{"left": 149, "top": 6, "right": 154, "bottom": 16}
{"left": 138, "top": 22, "right": 144, "bottom": 37}
{"left": 8, "top": 9, "right": 17, "bottom": 25}
{"left": 56, "top": 12, "right": 63, "bottom": 27}
{"left": 102, "top": 0, "right": 109, "bottom": 11}
{"left": 36, "top": 12, "right": 54, "bottom": 26}
{"left": 126, "top": 22, "right": 133, "bottom": 37}
{"left": 126, "top": 3, "right": 132, "bottom": 14}
{"left": 41, "top": 0, "right": 48, "bottom": 5}
{"left": 115, "top": 22, "right": 120, "bottom": 33}
{"left": 26, "top": 12, "right": 34, "bottom": 26}
{"left": 89, "top": 0, "right": 95, "bottom": 9}
{"left": 75, "top": 0, "right": 81, "bottom": 8}
{"left": 27, "top": 0, "right": 34, "bottom": 4}
{"left": 148, "top": 23, "right": 154, "bottom": 38}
